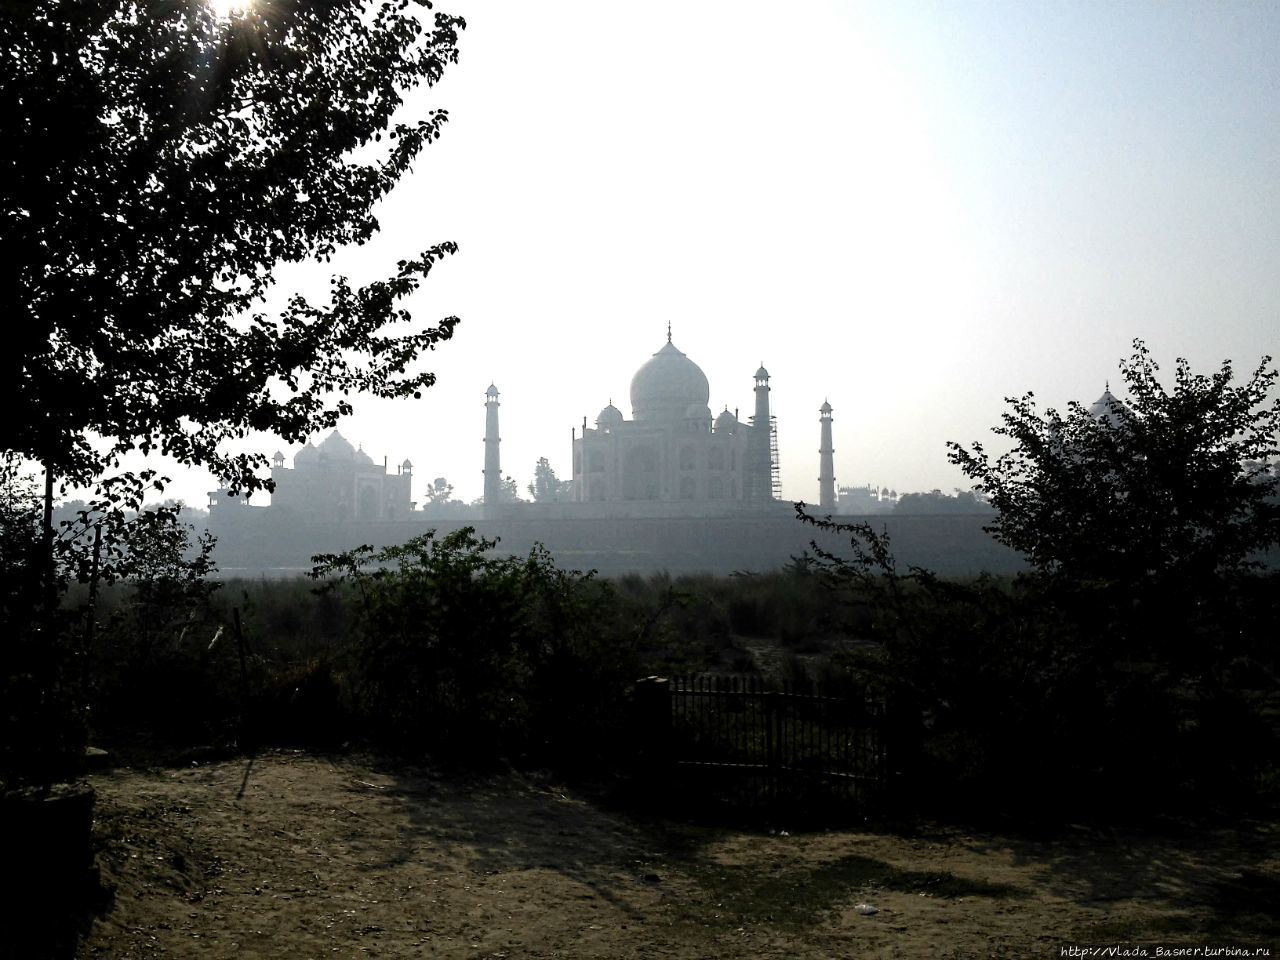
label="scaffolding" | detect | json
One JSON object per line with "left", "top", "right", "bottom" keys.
{"left": 743, "top": 414, "right": 783, "bottom": 502}
{"left": 769, "top": 415, "right": 782, "bottom": 499}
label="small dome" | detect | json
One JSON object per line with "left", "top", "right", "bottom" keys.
{"left": 1088, "top": 385, "right": 1127, "bottom": 427}
{"left": 755, "top": 363, "right": 769, "bottom": 380}
{"left": 401, "top": 458, "right": 413, "bottom": 470}
{"left": 318, "top": 430, "right": 357, "bottom": 460}
{"left": 272, "top": 449, "right": 285, "bottom": 461}
{"left": 630, "top": 340, "right": 710, "bottom": 422}
{"left": 819, "top": 400, "right": 832, "bottom": 415}
{"left": 486, "top": 383, "right": 500, "bottom": 398}
{"left": 596, "top": 403, "right": 624, "bottom": 429}
{"left": 294, "top": 442, "right": 319, "bottom": 466}
{"left": 714, "top": 408, "right": 738, "bottom": 433}
{"left": 354, "top": 445, "right": 374, "bottom": 466}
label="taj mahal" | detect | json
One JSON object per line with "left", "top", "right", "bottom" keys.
{"left": 229, "top": 335, "right": 1144, "bottom": 527}
{"left": 213, "top": 333, "right": 842, "bottom": 526}
{"left": 205, "top": 337, "right": 1022, "bottom": 575}
{"left": 491, "top": 331, "right": 788, "bottom": 510}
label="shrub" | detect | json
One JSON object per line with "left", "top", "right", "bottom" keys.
{"left": 799, "top": 504, "right": 1280, "bottom": 820}
{"left": 87, "top": 512, "right": 233, "bottom": 747}
{"left": 1, "top": 460, "right": 86, "bottom": 787}
{"left": 311, "top": 528, "right": 638, "bottom": 768}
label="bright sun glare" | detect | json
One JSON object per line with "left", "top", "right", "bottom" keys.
{"left": 207, "top": 0, "right": 252, "bottom": 18}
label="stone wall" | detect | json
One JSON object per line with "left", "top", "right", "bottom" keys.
{"left": 208, "top": 506, "right": 1023, "bottom": 578}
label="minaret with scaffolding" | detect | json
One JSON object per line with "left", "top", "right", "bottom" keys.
{"left": 745, "top": 363, "right": 778, "bottom": 502}
{"left": 818, "top": 400, "right": 836, "bottom": 510}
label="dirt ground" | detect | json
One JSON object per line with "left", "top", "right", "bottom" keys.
{"left": 69, "top": 750, "right": 1279, "bottom": 958}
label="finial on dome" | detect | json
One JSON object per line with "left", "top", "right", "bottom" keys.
{"left": 666, "top": 321, "right": 672, "bottom": 344}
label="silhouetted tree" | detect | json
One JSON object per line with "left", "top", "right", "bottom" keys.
{"left": 499, "top": 475, "right": 523, "bottom": 504}
{"left": 947, "top": 340, "right": 1280, "bottom": 586}
{"left": 894, "top": 489, "right": 991, "bottom": 514}
{"left": 2, "top": 1, "right": 464, "bottom": 494}
{"left": 527, "top": 457, "right": 571, "bottom": 502}
{"left": 945, "top": 341, "right": 1280, "bottom": 800}
{"left": 1, "top": 0, "right": 464, "bottom": 786}
{"left": 791, "top": 343, "right": 1280, "bottom": 814}
{"left": 424, "top": 477, "right": 454, "bottom": 504}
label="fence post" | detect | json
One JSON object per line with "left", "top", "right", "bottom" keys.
{"left": 633, "top": 676, "right": 673, "bottom": 783}
{"left": 881, "top": 692, "right": 915, "bottom": 811}
{"left": 773, "top": 684, "right": 788, "bottom": 802}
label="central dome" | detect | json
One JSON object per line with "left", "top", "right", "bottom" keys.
{"left": 318, "top": 430, "right": 357, "bottom": 460}
{"left": 630, "top": 340, "right": 710, "bottom": 422}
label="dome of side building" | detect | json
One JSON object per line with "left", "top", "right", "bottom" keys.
{"left": 714, "top": 408, "right": 738, "bottom": 434}
{"left": 683, "top": 403, "right": 713, "bottom": 428}
{"left": 294, "top": 442, "right": 320, "bottom": 466}
{"left": 317, "top": 430, "right": 358, "bottom": 460}
{"left": 596, "top": 403, "right": 624, "bottom": 430}
{"left": 1088, "top": 385, "right": 1128, "bottom": 428}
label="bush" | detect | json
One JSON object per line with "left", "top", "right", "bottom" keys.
{"left": 87, "top": 512, "right": 234, "bottom": 748}
{"left": 311, "top": 528, "right": 639, "bottom": 768}
{"left": 798, "top": 505, "right": 1280, "bottom": 820}
{"left": 0, "top": 460, "right": 86, "bottom": 788}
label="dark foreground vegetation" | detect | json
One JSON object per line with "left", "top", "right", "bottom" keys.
{"left": 13, "top": 512, "right": 1277, "bottom": 829}
{"left": 62, "top": 529, "right": 864, "bottom": 775}
{"left": 3, "top": 344, "right": 1279, "bottom": 959}
{"left": 5, "top": 343, "right": 1278, "bottom": 830}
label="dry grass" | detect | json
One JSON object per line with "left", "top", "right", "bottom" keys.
{"left": 66, "top": 750, "right": 1280, "bottom": 959}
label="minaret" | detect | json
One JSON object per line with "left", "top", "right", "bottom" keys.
{"left": 483, "top": 383, "right": 501, "bottom": 507}
{"left": 818, "top": 400, "right": 836, "bottom": 510}
{"left": 745, "top": 363, "right": 772, "bottom": 501}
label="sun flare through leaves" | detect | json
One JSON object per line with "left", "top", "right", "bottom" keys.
{"left": 207, "top": 0, "right": 252, "bottom": 19}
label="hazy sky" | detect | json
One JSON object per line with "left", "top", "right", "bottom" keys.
{"left": 159, "top": 0, "right": 1280, "bottom": 508}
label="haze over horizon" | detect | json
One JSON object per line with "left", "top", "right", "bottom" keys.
{"left": 115, "top": 0, "right": 1280, "bottom": 510}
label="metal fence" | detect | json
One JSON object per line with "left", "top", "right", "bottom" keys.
{"left": 638, "top": 675, "right": 885, "bottom": 814}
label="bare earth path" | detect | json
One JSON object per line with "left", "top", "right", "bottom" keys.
{"left": 77, "top": 750, "right": 1279, "bottom": 958}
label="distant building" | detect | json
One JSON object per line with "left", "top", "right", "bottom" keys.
{"left": 226, "top": 338, "right": 844, "bottom": 522}
{"left": 262, "top": 429, "right": 413, "bottom": 521}
{"left": 570, "top": 334, "right": 777, "bottom": 504}
{"left": 835, "top": 483, "right": 896, "bottom": 515}
{"left": 200, "top": 355, "right": 1042, "bottom": 576}
{"left": 1088, "top": 383, "right": 1128, "bottom": 428}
